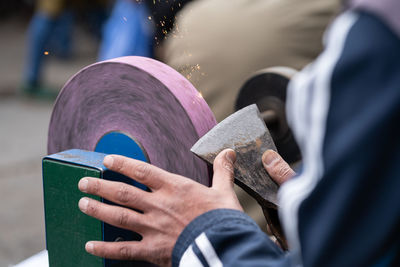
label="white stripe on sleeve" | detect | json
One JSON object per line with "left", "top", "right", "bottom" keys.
{"left": 279, "top": 11, "right": 359, "bottom": 266}
{"left": 195, "top": 233, "right": 223, "bottom": 267}
{"left": 179, "top": 245, "right": 205, "bottom": 267}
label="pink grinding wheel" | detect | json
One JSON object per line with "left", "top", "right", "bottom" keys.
{"left": 48, "top": 56, "right": 217, "bottom": 185}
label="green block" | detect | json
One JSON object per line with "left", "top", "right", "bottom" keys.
{"left": 43, "top": 153, "right": 104, "bottom": 266}
{"left": 43, "top": 149, "right": 154, "bottom": 267}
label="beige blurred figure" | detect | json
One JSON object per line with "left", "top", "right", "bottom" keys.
{"left": 159, "top": 0, "right": 340, "bottom": 230}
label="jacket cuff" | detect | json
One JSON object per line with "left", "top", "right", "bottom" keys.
{"left": 171, "top": 208, "right": 259, "bottom": 266}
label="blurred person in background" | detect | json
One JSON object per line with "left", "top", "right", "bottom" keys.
{"left": 99, "top": 0, "right": 193, "bottom": 60}
{"left": 21, "top": 0, "right": 107, "bottom": 96}
{"left": 98, "top": 0, "right": 154, "bottom": 60}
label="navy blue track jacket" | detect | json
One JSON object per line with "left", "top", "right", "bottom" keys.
{"left": 171, "top": 4, "right": 400, "bottom": 267}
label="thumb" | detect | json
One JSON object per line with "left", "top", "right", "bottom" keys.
{"left": 211, "top": 149, "right": 236, "bottom": 191}
{"left": 262, "top": 150, "right": 295, "bottom": 185}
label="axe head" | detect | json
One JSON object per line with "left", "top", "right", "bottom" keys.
{"left": 191, "top": 104, "right": 279, "bottom": 207}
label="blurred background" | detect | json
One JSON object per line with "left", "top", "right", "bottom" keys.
{"left": 0, "top": 0, "right": 340, "bottom": 265}
{"left": 0, "top": 1, "right": 100, "bottom": 266}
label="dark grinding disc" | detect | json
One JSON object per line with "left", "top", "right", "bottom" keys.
{"left": 48, "top": 56, "right": 217, "bottom": 185}
{"left": 235, "top": 67, "right": 301, "bottom": 164}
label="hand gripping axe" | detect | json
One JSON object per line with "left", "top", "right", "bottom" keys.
{"left": 191, "top": 104, "right": 288, "bottom": 249}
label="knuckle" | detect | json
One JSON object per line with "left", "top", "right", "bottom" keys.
{"left": 91, "top": 179, "right": 102, "bottom": 194}
{"left": 215, "top": 156, "right": 234, "bottom": 173}
{"left": 277, "top": 163, "right": 291, "bottom": 179}
{"left": 116, "top": 184, "right": 131, "bottom": 203}
{"left": 117, "top": 210, "right": 131, "bottom": 227}
{"left": 133, "top": 163, "right": 151, "bottom": 181}
{"left": 179, "top": 179, "right": 194, "bottom": 192}
{"left": 119, "top": 245, "right": 134, "bottom": 259}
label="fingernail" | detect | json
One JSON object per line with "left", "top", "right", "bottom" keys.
{"left": 79, "top": 198, "right": 89, "bottom": 213}
{"left": 103, "top": 155, "right": 114, "bottom": 168}
{"left": 225, "top": 149, "right": 236, "bottom": 164}
{"left": 86, "top": 242, "right": 94, "bottom": 253}
{"left": 78, "top": 178, "right": 88, "bottom": 192}
{"left": 262, "top": 150, "right": 278, "bottom": 167}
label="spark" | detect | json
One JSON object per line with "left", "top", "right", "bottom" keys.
{"left": 44, "top": 51, "right": 49, "bottom": 55}
{"left": 148, "top": 16, "right": 152, "bottom": 20}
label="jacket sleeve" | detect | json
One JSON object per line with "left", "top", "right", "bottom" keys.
{"left": 172, "top": 209, "right": 290, "bottom": 267}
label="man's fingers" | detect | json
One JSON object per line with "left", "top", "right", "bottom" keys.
{"left": 78, "top": 178, "right": 152, "bottom": 211}
{"left": 211, "top": 149, "right": 236, "bottom": 191}
{"left": 78, "top": 197, "right": 147, "bottom": 233}
{"left": 85, "top": 241, "right": 146, "bottom": 261}
{"left": 103, "top": 155, "right": 171, "bottom": 190}
{"left": 262, "top": 150, "right": 295, "bottom": 185}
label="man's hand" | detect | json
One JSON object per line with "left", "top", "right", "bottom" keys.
{"left": 77, "top": 148, "right": 294, "bottom": 266}
{"left": 78, "top": 149, "right": 242, "bottom": 267}
{"left": 262, "top": 149, "right": 296, "bottom": 185}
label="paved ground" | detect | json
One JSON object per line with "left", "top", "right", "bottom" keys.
{"left": 0, "top": 18, "right": 98, "bottom": 266}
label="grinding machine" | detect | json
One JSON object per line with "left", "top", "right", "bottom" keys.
{"left": 42, "top": 57, "right": 301, "bottom": 266}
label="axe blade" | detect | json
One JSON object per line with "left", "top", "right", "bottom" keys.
{"left": 191, "top": 104, "right": 279, "bottom": 206}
